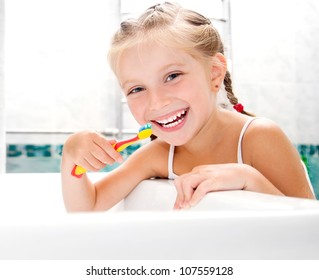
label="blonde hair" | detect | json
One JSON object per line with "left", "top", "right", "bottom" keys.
{"left": 108, "top": 2, "right": 252, "bottom": 116}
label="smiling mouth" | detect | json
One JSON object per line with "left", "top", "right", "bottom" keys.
{"left": 153, "top": 109, "right": 188, "bottom": 128}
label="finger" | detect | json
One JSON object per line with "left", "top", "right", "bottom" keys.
{"left": 174, "top": 173, "right": 203, "bottom": 209}
{"left": 85, "top": 153, "right": 106, "bottom": 171}
{"left": 180, "top": 174, "right": 205, "bottom": 206}
{"left": 74, "top": 156, "right": 102, "bottom": 173}
{"left": 93, "top": 135, "right": 124, "bottom": 163}
{"left": 173, "top": 197, "right": 182, "bottom": 210}
{"left": 177, "top": 173, "right": 210, "bottom": 209}
{"left": 189, "top": 180, "right": 212, "bottom": 207}
{"left": 90, "top": 146, "right": 119, "bottom": 166}
{"left": 173, "top": 177, "right": 185, "bottom": 209}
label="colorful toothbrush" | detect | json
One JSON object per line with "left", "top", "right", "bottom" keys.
{"left": 71, "top": 123, "right": 152, "bottom": 178}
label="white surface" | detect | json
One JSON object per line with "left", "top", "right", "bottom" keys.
{"left": 0, "top": 172, "right": 319, "bottom": 259}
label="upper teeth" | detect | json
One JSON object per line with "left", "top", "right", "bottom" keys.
{"left": 156, "top": 110, "right": 186, "bottom": 125}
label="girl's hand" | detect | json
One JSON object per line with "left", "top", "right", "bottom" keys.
{"left": 63, "top": 131, "right": 123, "bottom": 172}
{"left": 173, "top": 163, "right": 282, "bottom": 209}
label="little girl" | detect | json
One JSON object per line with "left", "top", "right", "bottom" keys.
{"left": 61, "top": 2, "right": 314, "bottom": 211}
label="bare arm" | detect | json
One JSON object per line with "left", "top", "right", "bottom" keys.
{"left": 61, "top": 133, "right": 167, "bottom": 212}
{"left": 244, "top": 118, "right": 314, "bottom": 199}
{"left": 61, "top": 130, "right": 123, "bottom": 212}
{"left": 61, "top": 156, "right": 97, "bottom": 212}
{"left": 174, "top": 119, "right": 314, "bottom": 209}
{"left": 173, "top": 163, "right": 284, "bottom": 209}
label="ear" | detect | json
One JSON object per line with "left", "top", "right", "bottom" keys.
{"left": 209, "top": 53, "right": 227, "bottom": 93}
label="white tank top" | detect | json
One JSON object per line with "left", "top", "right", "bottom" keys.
{"left": 168, "top": 117, "right": 258, "bottom": 179}
{"left": 167, "top": 117, "right": 315, "bottom": 196}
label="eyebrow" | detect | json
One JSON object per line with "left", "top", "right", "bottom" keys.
{"left": 160, "top": 62, "right": 186, "bottom": 72}
{"left": 121, "top": 62, "right": 186, "bottom": 88}
{"left": 121, "top": 79, "right": 139, "bottom": 89}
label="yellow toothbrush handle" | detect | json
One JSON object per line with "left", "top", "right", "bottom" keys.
{"left": 113, "top": 140, "right": 138, "bottom": 152}
{"left": 71, "top": 123, "right": 152, "bottom": 178}
{"left": 71, "top": 165, "right": 87, "bottom": 178}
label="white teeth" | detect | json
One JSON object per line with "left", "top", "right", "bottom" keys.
{"left": 162, "top": 119, "right": 182, "bottom": 128}
{"left": 155, "top": 109, "right": 187, "bottom": 128}
{"left": 157, "top": 110, "right": 185, "bottom": 124}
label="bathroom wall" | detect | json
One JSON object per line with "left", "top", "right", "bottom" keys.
{"left": 4, "top": 0, "right": 226, "bottom": 139}
{"left": 231, "top": 0, "right": 319, "bottom": 144}
{"left": 0, "top": 0, "right": 5, "bottom": 172}
{"left": 3, "top": 0, "right": 318, "bottom": 144}
{"left": 4, "top": 0, "right": 120, "bottom": 134}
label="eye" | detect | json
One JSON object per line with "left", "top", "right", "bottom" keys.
{"left": 166, "top": 72, "right": 181, "bottom": 82}
{"left": 127, "top": 86, "right": 145, "bottom": 96}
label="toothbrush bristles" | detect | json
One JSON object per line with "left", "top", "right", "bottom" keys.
{"left": 139, "top": 123, "right": 151, "bottom": 132}
{"left": 137, "top": 123, "right": 152, "bottom": 140}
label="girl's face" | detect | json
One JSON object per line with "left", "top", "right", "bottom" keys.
{"left": 117, "top": 43, "right": 218, "bottom": 146}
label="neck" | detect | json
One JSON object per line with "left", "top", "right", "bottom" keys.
{"left": 179, "top": 108, "right": 229, "bottom": 155}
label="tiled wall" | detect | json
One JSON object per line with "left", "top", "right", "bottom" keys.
{"left": 231, "top": 0, "right": 319, "bottom": 143}
{"left": 3, "top": 0, "right": 228, "bottom": 136}
{"left": 4, "top": 0, "right": 318, "bottom": 142}
{"left": 297, "top": 145, "right": 319, "bottom": 198}
{"left": 3, "top": 0, "right": 319, "bottom": 177}
{"left": 6, "top": 143, "right": 141, "bottom": 173}
{"left": 0, "top": 0, "right": 5, "bottom": 172}
{"left": 6, "top": 142, "right": 319, "bottom": 199}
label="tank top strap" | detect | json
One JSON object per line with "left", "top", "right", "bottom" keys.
{"left": 168, "top": 145, "right": 178, "bottom": 179}
{"left": 169, "top": 118, "right": 258, "bottom": 177}
{"left": 237, "top": 117, "right": 259, "bottom": 164}
{"left": 236, "top": 117, "right": 315, "bottom": 196}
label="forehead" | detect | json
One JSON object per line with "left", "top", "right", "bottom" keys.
{"left": 116, "top": 43, "right": 198, "bottom": 80}
{"left": 125, "top": 43, "right": 191, "bottom": 63}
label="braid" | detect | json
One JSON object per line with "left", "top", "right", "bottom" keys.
{"left": 223, "top": 70, "right": 254, "bottom": 116}
{"left": 224, "top": 70, "right": 238, "bottom": 106}
{"left": 219, "top": 46, "right": 247, "bottom": 113}
{"left": 108, "top": 2, "right": 255, "bottom": 121}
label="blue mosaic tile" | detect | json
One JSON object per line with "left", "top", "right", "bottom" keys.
{"left": 6, "top": 143, "right": 319, "bottom": 199}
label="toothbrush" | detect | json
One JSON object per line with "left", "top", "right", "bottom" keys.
{"left": 71, "top": 123, "right": 152, "bottom": 178}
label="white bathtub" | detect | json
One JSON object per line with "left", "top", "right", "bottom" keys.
{"left": 0, "top": 172, "right": 319, "bottom": 260}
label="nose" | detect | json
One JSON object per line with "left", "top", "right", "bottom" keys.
{"left": 147, "top": 89, "right": 171, "bottom": 111}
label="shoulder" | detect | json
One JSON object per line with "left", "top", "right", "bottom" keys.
{"left": 242, "top": 117, "right": 296, "bottom": 163}
{"left": 133, "top": 138, "right": 170, "bottom": 157}
{"left": 245, "top": 118, "right": 288, "bottom": 143}
{"left": 122, "top": 138, "right": 171, "bottom": 178}
{"left": 246, "top": 118, "right": 285, "bottom": 138}
{"left": 241, "top": 117, "right": 314, "bottom": 197}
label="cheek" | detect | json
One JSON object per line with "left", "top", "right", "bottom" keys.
{"left": 127, "top": 100, "right": 146, "bottom": 123}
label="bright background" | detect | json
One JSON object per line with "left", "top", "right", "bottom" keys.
{"left": 0, "top": 0, "right": 318, "bottom": 177}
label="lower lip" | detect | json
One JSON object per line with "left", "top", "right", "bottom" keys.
{"left": 153, "top": 110, "right": 188, "bottom": 132}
